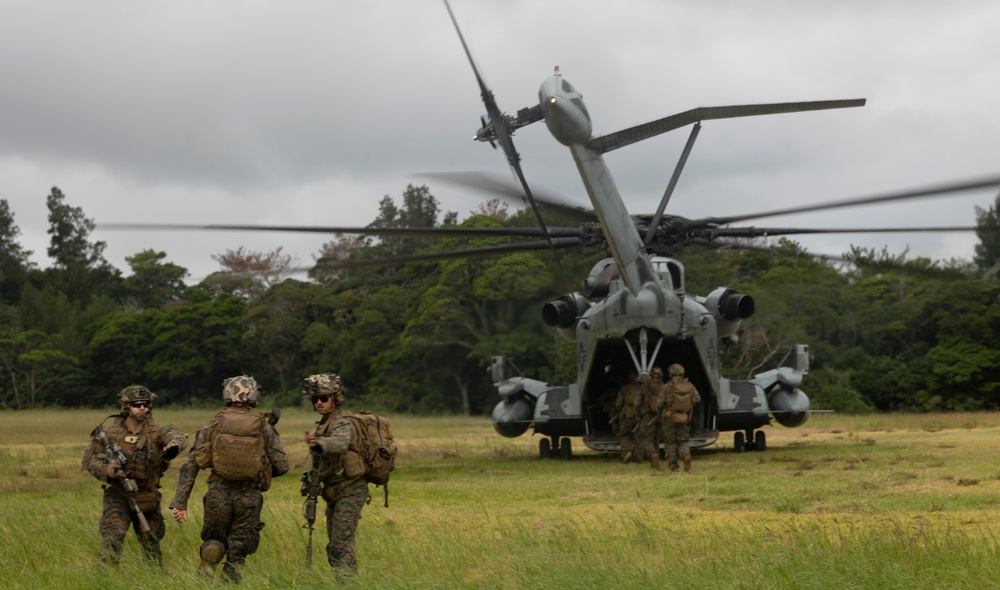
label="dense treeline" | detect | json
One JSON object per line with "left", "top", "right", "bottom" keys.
{"left": 2, "top": 186, "right": 1000, "bottom": 414}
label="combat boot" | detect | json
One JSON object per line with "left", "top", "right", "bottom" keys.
{"left": 199, "top": 540, "right": 225, "bottom": 578}
{"left": 683, "top": 457, "right": 692, "bottom": 473}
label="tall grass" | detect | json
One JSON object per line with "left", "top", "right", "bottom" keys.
{"left": 1, "top": 409, "right": 1000, "bottom": 588}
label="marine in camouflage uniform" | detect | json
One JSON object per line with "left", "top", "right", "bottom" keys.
{"left": 169, "top": 375, "right": 288, "bottom": 583}
{"left": 613, "top": 376, "right": 640, "bottom": 462}
{"left": 82, "top": 385, "right": 186, "bottom": 566}
{"left": 633, "top": 367, "right": 664, "bottom": 469}
{"left": 304, "top": 373, "right": 369, "bottom": 576}
{"left": 657, "top": 364, "right": 702, "bottom": 473}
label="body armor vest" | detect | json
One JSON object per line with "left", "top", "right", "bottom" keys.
{"left": 105, "top": 417, "right": 163, "bottom": 488}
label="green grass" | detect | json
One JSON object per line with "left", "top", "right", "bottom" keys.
{"left": 2, "top": 409, "right": 1000, "bottom": 588}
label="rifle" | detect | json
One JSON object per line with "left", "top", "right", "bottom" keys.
{"left": 93, "top": 425, "right": 151, "bottom": 534}
{"left": 264, "top": 407, "right": 281, "bottom": 433}
{"left": 299, "top": 454, "right": 323, "bottom": 568}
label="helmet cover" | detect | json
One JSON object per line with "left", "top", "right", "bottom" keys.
{"left": 119, "top": 385, "right": 156, "bottom": 413}
{"left": 302, "top": 373, "right": 345, "bottom": 406}
{"left": 222, "top": 375, "right": 261, "bottom": 406}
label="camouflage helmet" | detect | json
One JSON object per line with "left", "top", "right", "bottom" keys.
{"left": 302, "top": 373, "right": 345, "bottom": 406}
{"left": 668, "top": 363, "right": 685, "bottom": 376}
{"left": 222, "top": 375, "right": 261, "bottom": 406}
{"left": 119, "top": 385, "right": 156, "bottom": 413}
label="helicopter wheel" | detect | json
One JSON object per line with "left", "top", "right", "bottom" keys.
{"left": 754, "top": 430, "right": 767, "bottom": 452}
{"left": 558, "top": 437, "right": 573, "bottom": 459}
{"left": 733, "top": 431, "right": 745, "bottom": 453}
{"left": 539, "top": 438, "right": 551, "bottom": 459}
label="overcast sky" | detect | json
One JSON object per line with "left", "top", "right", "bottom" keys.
{"left": 2, "top": 0, "right": 999, "bottom": 282}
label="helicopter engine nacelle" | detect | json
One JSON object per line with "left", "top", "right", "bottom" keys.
{"left": 542, "top": 292, "right": 590, "bottom": 342}
{"left": 704, "top": 287, "right": 756, "bottom": 338}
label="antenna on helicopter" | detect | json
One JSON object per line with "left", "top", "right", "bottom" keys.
{"left": 443, "top": 0, "right": 573, "bottom": 292}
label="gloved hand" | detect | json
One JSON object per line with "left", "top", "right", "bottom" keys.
{"left": 163, "top": 444, "right": 179, "bottom": 460}
{"left": 105, "top": 463, "right": 124, "bottom": 479}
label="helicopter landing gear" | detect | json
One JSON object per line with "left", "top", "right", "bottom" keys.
{"left": 753, "top": 430, "right": 766, "bottom": 452}
{"left": 733, "top": 430, "right": 767, "bottom": 453}
{"left": 559, "top": 437, "right": 573, "bottom": 459}
{"left": 539, "top": 436, "right": 573, "bottom": 459}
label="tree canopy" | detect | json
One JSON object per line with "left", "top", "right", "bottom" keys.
{"left": 1, "top": 185, "right": 999, "bottom": 416}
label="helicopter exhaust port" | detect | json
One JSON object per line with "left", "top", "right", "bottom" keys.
{"left": 703, "top": 287, "right": 755, "bottom": 338}
{"left": 542, "top": 293, "right": 590, "bottom": 342}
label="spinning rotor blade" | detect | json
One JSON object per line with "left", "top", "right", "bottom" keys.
{"left": 689, "top": 238, "right": 971, "bottom": 277}
{"left": 96, "top": 221, "right": 585, "bottom": 239}
{"left": 713, "top": 225, "right": 982, "bottom": 238}
{"left": 684, "top": 175, "right": 1000, "bottom": 229}
{"left": 420, "top": 171, "right": 599, "bottom": 223}
{"left": 444, "top": 0, "right": 573, "bottom": 291}
{"left": 310, "top": 237, "right": 585, "bottom": 270}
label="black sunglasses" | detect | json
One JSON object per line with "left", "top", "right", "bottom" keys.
{"left": 130, "top": 401, "right": 150, "bottom": 408}
{"left": 313, "top": 395, "right": 331, "bottom": 404}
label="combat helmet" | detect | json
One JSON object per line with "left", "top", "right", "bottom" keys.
{"left": 119, "top": 385, "right": 156, "bottom": 413}
{"left": 302, "top": 373, "right": 345, "bottom": 406}
{"left": 668, "top": 363, "right": 685, "bottom": 376}
{"left": 222, "top": 375, "right": 261, "bottom": 407}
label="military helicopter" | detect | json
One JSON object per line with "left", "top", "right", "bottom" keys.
{"left": 100, "top": 1, "right": 1000, "bottom": 458}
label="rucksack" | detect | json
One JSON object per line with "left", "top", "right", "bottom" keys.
{"left": 195, "top": 409, "right": 270, "bottom": 489}
{"left": 345, "top": 411, "right": 397, "bottom": 507}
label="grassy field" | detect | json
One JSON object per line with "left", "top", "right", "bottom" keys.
{"left": 2, "top": 408, "right": 1000, "bottom": 589}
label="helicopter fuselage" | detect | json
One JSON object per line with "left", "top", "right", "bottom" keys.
{"left": 490, "top": 68, "right": 813, "bottom": 456}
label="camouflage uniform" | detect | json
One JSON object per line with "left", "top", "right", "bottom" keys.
{"left": 82, "top": 386, "right": 186, "bottom": 566}
{"left": 614, "top": 379, "right": 640, "bottom": 462}
{"left": 169, "top": 376, "right": 289, "bottom": 582}
{"left": 633, "top": 370, "right": 664, "bottom": 468}
{"left": 657, "top": 364, "right": 701, "bottom": 472}
{"left": 304, "top": 373, "right": 368, "bottom": 575}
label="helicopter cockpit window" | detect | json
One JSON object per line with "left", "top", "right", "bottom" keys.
{"left": 571, "top": 97, "right": 590, "bottom": 120}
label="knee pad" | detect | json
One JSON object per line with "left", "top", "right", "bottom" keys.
{"left": 200, "top": 540, "right": 226, "bottom": 565}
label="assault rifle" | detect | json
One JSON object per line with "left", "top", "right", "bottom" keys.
{"left": 93, "top": 425, "right": 151, "bottom": 534}
{"left": 300, "top": 454, "right": 323, "bottom": 568}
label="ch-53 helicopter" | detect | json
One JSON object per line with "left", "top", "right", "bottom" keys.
{"left": 100, "top": 1, "right": 1000, "bottom": 459}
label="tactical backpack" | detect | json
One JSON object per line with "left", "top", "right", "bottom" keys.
{"left": 194, "top": 409, "right": 271, "bottom": 489}
{"left": 667, "top": 382, "right": 697, "bottom": 424}
{"left": 345, "top": 411, "right": 397, "bottom": 507}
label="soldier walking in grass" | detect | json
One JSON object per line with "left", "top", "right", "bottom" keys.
{"left": 82, "top": 385, "right": 186, "bottom": 566}
{"left": 303, "top": 373, "right": 368, "bottom": 577}
{"left": 657, "top": 364, "right": 701, "bottom": 473}
{"left": 169, "top": 375, "right": 288, "bottom": 583}
{"left": 614, "top": 372, "right": 640, "bottom": 462}
{"left": 634, "top": 367, "right": 664, "bottom": 469}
